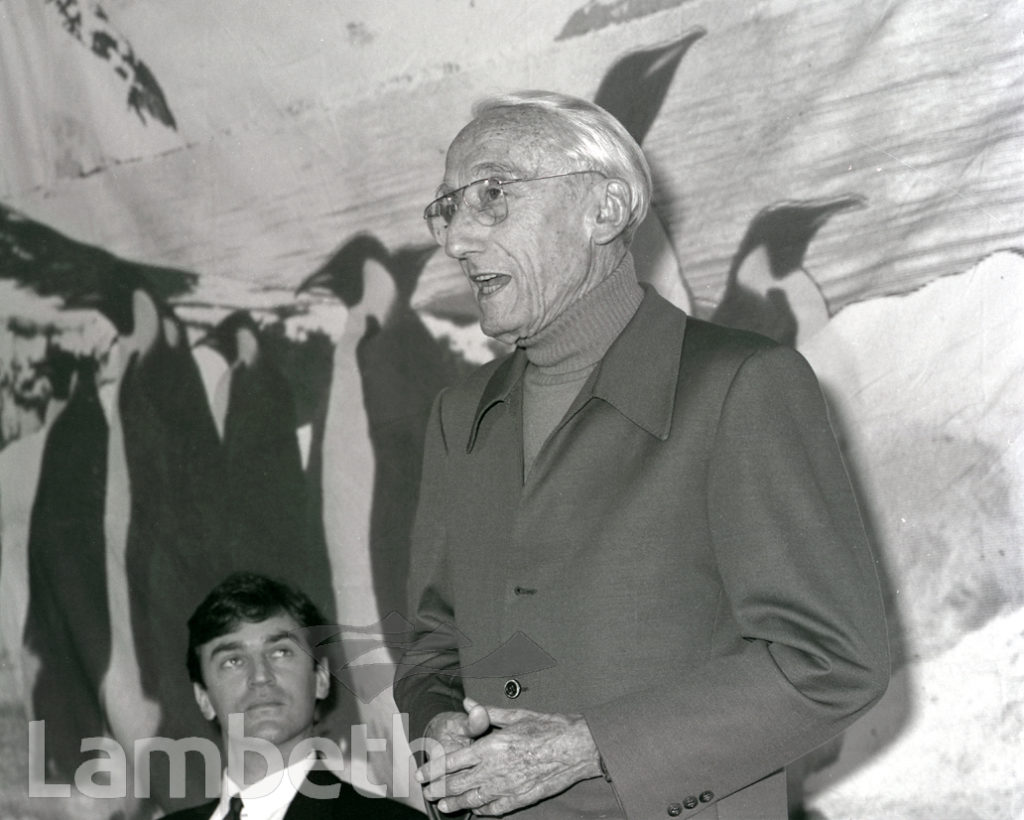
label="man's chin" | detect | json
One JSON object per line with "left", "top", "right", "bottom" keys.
{"left": 479, "top": 318, "right": 522, "bottom": 347}
{"left": 240, "top": 711, "right": 289, "bottom": 738}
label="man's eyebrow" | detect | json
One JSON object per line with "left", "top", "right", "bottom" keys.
{"left": 263, "top": 630, "right": 301, "bottom": 645}
{"left": 207, "top": 639, "right": 244, "bottom": 658}
{"left": 475, "top": 167, "right": 522, "bottom": 181}
{"left": 435, "top": 167, "right": 525, "bottom": 197}
{"left": 206, "top": 630, "right": 301, "bottom": 658}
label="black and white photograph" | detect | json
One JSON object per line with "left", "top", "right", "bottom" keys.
{"left": 0, "top": 2, "right": 1021, "bottom": 818}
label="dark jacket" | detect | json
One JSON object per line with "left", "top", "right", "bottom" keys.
{"left": 160, "top": 767, "right": 423, "bottom": 819}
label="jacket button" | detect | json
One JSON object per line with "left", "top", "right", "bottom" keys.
{"left": 503, "top": 679, "right": 522, "bottom": 699}
{"left": 683, "top": 795, "right": 698, "bottom": 810}
{"left": 699, "top": 790, "right": 714, "bottom": 803}
{"left": 666, "top": 803, "right": 682, "bottom": 817}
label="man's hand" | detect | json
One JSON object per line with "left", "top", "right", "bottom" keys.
{"left": 424, "top": 701, "right": 492, "bottom": 757}
{"left": 417, "top": 698, "right": 603, "bottom": 816}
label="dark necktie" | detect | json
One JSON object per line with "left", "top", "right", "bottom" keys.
{"left": 226, "top": 794, "right": 245, "bottom": 819}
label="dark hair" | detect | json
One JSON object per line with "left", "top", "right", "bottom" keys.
{"left": 186, "top": 572, "right": 328, "bottom": 686}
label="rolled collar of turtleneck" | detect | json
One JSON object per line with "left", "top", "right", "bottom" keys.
{"left": 519, "top": 252, "right": 643, "bottom": 381}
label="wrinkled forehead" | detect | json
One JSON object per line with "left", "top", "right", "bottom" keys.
{"left": 443, "top": 108, "right": 562, "bottom": 187}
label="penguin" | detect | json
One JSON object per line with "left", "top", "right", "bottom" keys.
{"left": 0, "top": 390, "right": 51, "bottom": 710}
{"left": 594, "top": 28, "right": 706, "bottom": 147}
{"left": 80, "top": 271, "right": 227, "bottom": 813}
{"left": 594, "top": 30, "right": 707, "bottom": 313}
{"left": 712, "top": 195, "right": 866, "bottom": 346}
{"left": 22, "top": 348, "right": 110, "bottom": 783}
{"left": 2, "top": 207, "right": 213, "bottom": 813}
{"left": 196, "top": 310, "right": 334, "bottom": 618}
{"left": 297, "top": 234, "right": 472, "bottom": 635}
{"left": 295, "top": 234, "right": 472, "bottom": 784}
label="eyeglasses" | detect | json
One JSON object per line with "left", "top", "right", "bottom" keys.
{"left": 423, "top": 171, "right": 601, "bottom": 245}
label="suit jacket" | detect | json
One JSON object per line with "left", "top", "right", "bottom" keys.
{"left": 160, "top": 767, "right": 423, "bottom": 819}
{"left": 394, "top": 285, "right": 890, "bottom": 819}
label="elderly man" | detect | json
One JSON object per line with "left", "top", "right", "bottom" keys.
{"left": 394, "top": 90, "right": 889, "bottom": 819}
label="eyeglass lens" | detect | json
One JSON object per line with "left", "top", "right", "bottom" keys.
{"left": 425, "top": 178, "right": 509, "bottom": 243}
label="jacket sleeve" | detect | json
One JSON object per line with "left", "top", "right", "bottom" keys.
{"left": 393, "top": 390, "right": 465, "bottom": 743}
{"left": 583, "top": 344, "right": 891, "bottom": 817}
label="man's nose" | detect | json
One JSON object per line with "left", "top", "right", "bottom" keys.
{"left": 443, "top": 205, "right": 486, "bottom": 259}
{"left": 248, "top": 656, "right": 275, "bottom": 686}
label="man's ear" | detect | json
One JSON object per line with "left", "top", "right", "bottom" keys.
{"left": 193, "top": 682, "right": 216, "bottom": 721}
{"left": 314, "top": 657, "right": 330, "bottom": 702}
{"left": 591, "top": 178, "right": 631, "bottom": 245}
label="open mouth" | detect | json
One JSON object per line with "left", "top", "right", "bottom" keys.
{"left": 471, "top": 272, "right": 510, "bottom": 297}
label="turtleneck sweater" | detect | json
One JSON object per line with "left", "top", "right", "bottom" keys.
{"left": 519, "top": 253, "right": 643, "bottom": 477}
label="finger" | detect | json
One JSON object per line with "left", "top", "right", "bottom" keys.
{"left": 474, "top": 798, "right": 507, "bottom": 817}
{"left": 426, "top": 711, "right": 471, "bottom": 748}
{"left": 420, "top": 765, "right": 477, "bottom": 802}
{"left": 473, "top": 791, "right": 517, "bottom": 818}
{"left": 482, "top": 705, "right": 536, "bottom": 727}
{"left": 414, "top": 752, "right": 449, "bottom": 788}
{"left": 465, "top": 701, "right": 491, "bottom": 737}
{"left": 421, "top": 775, "right": 454, "bottom": 803}
{"left": 416, "top": 747, "right": 475, "bottom": 789}
{"left": 437, "top": 742, "right": 482, "bottom": 777}
{"left": 439, "top": 785, "right": 494, "bottom": 815}
{"left": 486, "top": 775, "right": 552, "bottom": 816}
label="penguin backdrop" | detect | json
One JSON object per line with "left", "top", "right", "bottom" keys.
{"left": 1, "top": 2, "right": 1022, "bottom": 819}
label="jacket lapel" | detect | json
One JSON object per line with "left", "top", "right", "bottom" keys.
{"left": 282, "top": 768, "right": 345, "bottom": 819}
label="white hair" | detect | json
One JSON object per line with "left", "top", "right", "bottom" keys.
{"left": 472, "top": 90, "right": 653, "bottom": 242}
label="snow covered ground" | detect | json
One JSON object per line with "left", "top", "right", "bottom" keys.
{"left": 806, "top": 606, "right": 1024, "bottom": 820}
{"left": 797, "top": 252, "right": 1024, "bottom": 819}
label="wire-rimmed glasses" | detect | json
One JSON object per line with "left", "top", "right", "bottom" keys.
{"left": 423, "top": 171, "right": 601, "bottom": 245}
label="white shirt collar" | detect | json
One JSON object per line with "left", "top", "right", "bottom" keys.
{"left": 211, "top": 754, "right": 318, "bottom": 820}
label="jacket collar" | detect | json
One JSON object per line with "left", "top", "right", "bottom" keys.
{"left": 466, "top": 349, "right": 528, "bottom": 453}
{"left": 589, "top": 284, "right": 686, "bottom": 440}
{"left": 467, "top": 285, "right": 685, "bottom": 451}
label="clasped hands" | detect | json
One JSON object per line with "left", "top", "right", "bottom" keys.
{"left": 415, "top": 697, "right": 603, "bottom": 816}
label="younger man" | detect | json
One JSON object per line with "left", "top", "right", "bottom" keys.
{"left": 163, "top": 572, "right": 421, "bottom": 819}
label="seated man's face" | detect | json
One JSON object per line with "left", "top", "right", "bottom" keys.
{"left": 193, "top": 612, "right": 329, "bottom": 754}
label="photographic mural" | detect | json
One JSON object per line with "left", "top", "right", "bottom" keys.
{"left": 1, "top": 1, "right": 1022, "bottom": 818}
